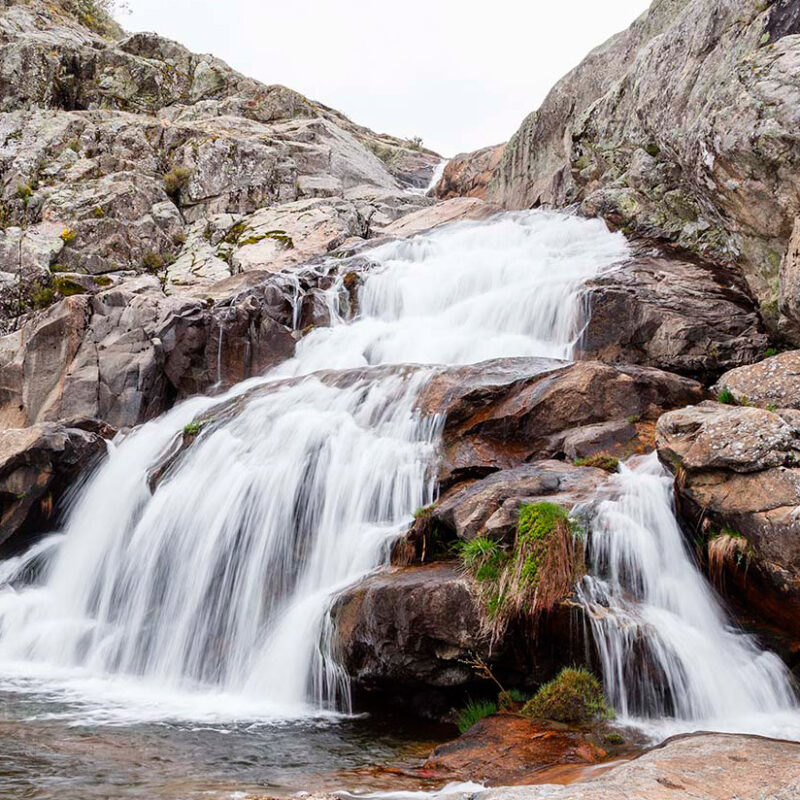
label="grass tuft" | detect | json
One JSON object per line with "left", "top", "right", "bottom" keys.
{"left": 456, "top": 699, "right": 497, "bottom": 734}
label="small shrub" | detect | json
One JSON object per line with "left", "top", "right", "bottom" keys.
{"left": 574, "top": 453, "right": 620, "bottom": 473}
{"left": 163, "top": 166, "right": 192, "bottom": 199}
{"left": 766, "top": 403, "right": 778, "bottom": 412}
{"left": 764, "top": 347, "right": 778, "bottom": 358}
{"left": 183, "top": 420, "right": 203, "bottom": 436}
{"left": 406, "top": 135, "right": 423, "bottom": 151}
{"left": 60, "top": 228, "right": 78, "bottom": 245}
{"left": 717, "top": 387, "right": 737, "bottom": 405}
{"left": 603, "top": 731, "right": 625, "bottom": 745}
{"left": 15, "top": 183, "right": 33, "bottom": 205}
{"left": 30, "top": 283, "right": 56, "bottom": 310}
{"left": 522, "top": 667, "right": 612, "bottom": 724}
{"left": 456, "top": 699, "right": 497, "bottom": 734}
{"left": 142, "top": 251, "right": 166, "bottom": 272}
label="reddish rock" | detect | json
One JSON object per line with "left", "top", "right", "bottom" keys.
{"left": 423, "top": 714, "right": 609, "bottom": 785}
{"left": 433, "top": 145, "right": 505, "bottom": 201}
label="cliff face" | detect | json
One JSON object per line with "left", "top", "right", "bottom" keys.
{"left": 487, "top": 0, "right": 800, "bottom": 338}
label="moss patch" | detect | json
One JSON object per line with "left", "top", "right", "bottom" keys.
{"left": 574, "top": 453, "right": 620, "bottom": 473}
{"left": 522, "top": 668, "right": 612, "bottom": 724}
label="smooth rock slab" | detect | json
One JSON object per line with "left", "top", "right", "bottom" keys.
{"left": 715, "top": 350, "right": 800, "bottom": 409}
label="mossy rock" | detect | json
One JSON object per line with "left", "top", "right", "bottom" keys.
{"left": 522, "top": 668, "right": 612, "bottom": 724}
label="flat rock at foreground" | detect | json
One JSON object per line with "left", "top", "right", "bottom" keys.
{"left": 476, "top": 734, "right": 800, "bottom": 800}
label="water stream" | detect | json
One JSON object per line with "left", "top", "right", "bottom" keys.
{"left": 0, "top": 210, "right": 798, "bottom": 798}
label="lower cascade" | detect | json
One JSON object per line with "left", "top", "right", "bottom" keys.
{"left": 579, "top": 454, "right": 800, "bottom": 740}
{"left": 0, "top": 212, "right": 626, "bottom": 722}
{"left": 0, "top": 210, "right": 797, "bottom": 745}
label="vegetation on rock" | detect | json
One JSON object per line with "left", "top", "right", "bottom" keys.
{"left": 573, "top": 453, "right": 620, "bottom": 472}
{"left": 456, "top": 699, "right": 497, "bottom": 733}
{"left": 522, "top": 667, "right": 612, "bottom": 724}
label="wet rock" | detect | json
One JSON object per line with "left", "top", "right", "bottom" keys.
{"left": 576, "top": 253, "right": 769, "bottom": 379}
{"left": 656, "top": 401, "right": 800, "bottom": 636}
{"left": 431, "top": 461, "right": 606, "bottom": 543}
{"left": 0, "top": 421, "right": 106, "bottom": 549}
{"left": 423, "top": 714, "right": 609, "bottom": 785}
{"left": 433, "top": 145, "right": 505, "bottom": 201}
{"left": 329, "top": 563, "right": 488, "bottom": 694}
{"left": 714, "top": 350, "right": 800, "bottom": 409}
{"left": 418, "top": 359, "right": 704, "bottom": 485}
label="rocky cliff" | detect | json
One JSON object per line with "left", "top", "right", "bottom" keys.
{"left": 445, "top": 0, "right": 800, "bottom": 339}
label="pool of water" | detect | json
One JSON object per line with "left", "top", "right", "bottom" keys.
{"left": 0, "top": 689, "right": 451, "bottom": 800}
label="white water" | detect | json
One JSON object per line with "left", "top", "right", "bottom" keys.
{"left": 579, "top": 453, "right": 800, "bottom": 741}
{"left": 0, "top": 211, "right": 626, "bottom": 724}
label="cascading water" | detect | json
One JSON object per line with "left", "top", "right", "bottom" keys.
{"left": 0, "top": 211, "right": 627, "bottom": 723}
{"left": 578, "top": 453, "right": 800, "bottom": 741}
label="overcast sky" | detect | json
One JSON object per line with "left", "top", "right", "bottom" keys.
{"left": 123, "top": 1, "right": 650, "bottom": 157}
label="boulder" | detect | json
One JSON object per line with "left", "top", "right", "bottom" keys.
{"left": 433, "top": 145, "right": 505, "bottom": 201}
{"left": 714, "top": 350, "right": 800, "bottom": 409}
{"left": 380, "top": 197, "right": 502, "bottom": 240}
{"left": 489, "top": 0, "right": 800, "bottom": 337}
{"left": 329, "top": 563, "right": 488, "bottom": 695}
{"left": 656, "top": 401, "right": 800, "bottom": 636}
{"left": 0, "top": 421, "right": 106, "bottom": 549}
{"left": 418, "top": 359, "right": 705, "bottom": 485}
{"left": 576, "top": 253, "right": 769, "bottom": 379}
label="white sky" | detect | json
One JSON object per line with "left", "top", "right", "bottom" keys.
{"left": 122, "top": 1, "right": 650, "bottom": 157}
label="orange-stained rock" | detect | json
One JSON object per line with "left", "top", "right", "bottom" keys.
{"left": 423, "top": 714, "right": 612, "bottom": 785}
{"left": 433, "top": 145, "right": 505, "bottom": 201}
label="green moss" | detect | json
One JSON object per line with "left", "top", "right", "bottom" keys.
{"left": 766, "top": 403, "right": 778, "bottom": 412}
{"left": 92, "top": 276, "right": 113, "bottom": 287}
{"left": 49, "top": 263, "right": 70, "bottom": 273}
{"left": 574, "top": 453, "right": 620, "bottom": 473}
{"left": 516, "top": 502, "right": 571, "bottom": 587}
{"left": 93, "top": 206, "right": 105, "bottom": 218}
{"left": 456, "top": 699, "right": 497, "bottom": 734}
{"left": 30, "top": 283, "right": 56, "bottom": 310}
{"left": 239, "top": 229, "right": 295, "bottom": 249}
{"left": 183, "top": 420, "right": 204, "bottom": 436}
{"left": 53, "top": 277, "right": 86, "bottom": 297}
{"left": 764, "top": 348, "right": 778, "bottom": 359}
{"left": 522, "top": 668, "right": 612, "bottom": 724}
{"left": 644, "top": 143, "right": 660, "bottom": 158}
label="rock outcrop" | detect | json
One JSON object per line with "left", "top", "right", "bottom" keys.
{"left": 576, "top": 252, "right": 768, "bottom": 379}
{"left": 488, "top": 0, "right": 800, "bottom": 337}
{"left": 433, "top": 145, "right": 505, "bottom": 201}
{"left": 0, "top": 420, "right": 107, "bottom": 548}
{"left": 418, "top": 358, "right": 704, "bottom": 485}
{"left": 656, "top": 400, "right": 800, "bottom": 637}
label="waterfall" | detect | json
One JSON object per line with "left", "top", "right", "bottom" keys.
{"left": 0, "top": 211, "right": 627, "bottom": 724}
{"left": 578, "top": 453, "right": 800, "bottom": 741}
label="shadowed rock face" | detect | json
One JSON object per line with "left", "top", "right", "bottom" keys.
{"left": 0, "top": 420, "right": 107, "bottom": 549}
{"left": 656, "top": 400, "right": 800, "bottom": 637}
{"left": 487, "top": 0, "right": 800, "bottom": 337}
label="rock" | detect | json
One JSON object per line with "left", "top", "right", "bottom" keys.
{"left": 489, "top": 0, "right": 800, "bottom": 336}
{"left": 423, "top": 714, "right": 610, "bottom": 786}
{"left": 715, "top": 350, "right": 800, "bottom": 409}
{"left": 656, "top": 401, "right": 800, "bottom": 636}
{"left": 0, "top": 421, "right": 106, "bottom": 549}
{"left": 474, "top": 733, "right": 800, "bottom": 800}
{"left": 417, "top": 359, "right": 705, "bottom": 485}
{"left": 0, "top": 273, "right": 297, "bottom": 431}
{"left": 329, "top": 563, "right": 488, "bottom": 695}
{"left": 576, "top": 253, "right": 769, "bottom": 379}
{"left": 380, "top": 197, "right": 502, "bottom": 240}
{"left": 431, "top": 461, "right": 606, "bottom": 544}
{"left": 433, "top": 145, "right": 505, "bottom": 201}
{"left": 0, "top": 0, "right": 440, "bottom": 331}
